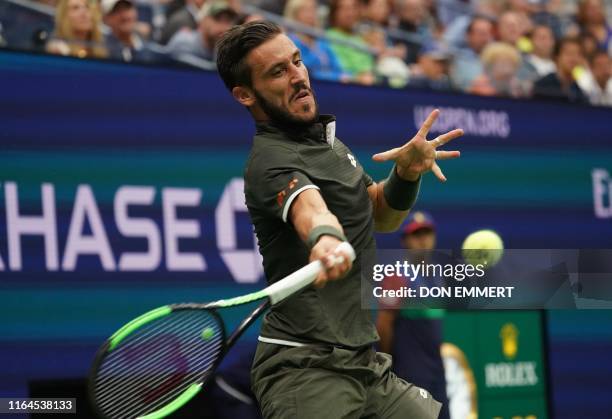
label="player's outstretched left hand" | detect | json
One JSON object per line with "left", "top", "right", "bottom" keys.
{"left": 372, "top": 109, "right": 463, "bottom": 182}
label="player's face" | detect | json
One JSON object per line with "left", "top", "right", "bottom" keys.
{"left": 246, "top": 34, "right": 318, "bottom": 125}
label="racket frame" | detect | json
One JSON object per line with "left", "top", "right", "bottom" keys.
{"left": 88, "top": 241, "right": 355, "bottom": 418}
{"left": 88, "top": 305, "right": 227, "bottom": 419}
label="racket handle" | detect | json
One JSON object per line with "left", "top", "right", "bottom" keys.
{"left": 266, "top": 241, "right": 356, "bottom": 304}
{"left": 334, "top": 241, "right": 356, "bottom": 263}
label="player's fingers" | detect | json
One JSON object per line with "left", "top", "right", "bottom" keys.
{"left": 417, "top": 109, "right": 440, "bottom": 138}
{"left": 323, "top": 254, "right": 344, "bottom": 281}
{"left": 324, "top": 253, "right": 338, "bottom": 270}
{"left": 314, "top": 270, "right": 328, "bottom": 288}
{"left": 435, "top": 150, "right": 460, "bottom": 160}
{"left": 327, "top": 265, "right": 342, "bottom": 281}
{"left": 334, "top": 250, "right": 353, "bottom": 274}
{"left": 372, "top": 147, "right": 401, "bottom": 162}
{"left": 340, "top": 252, "right": 353, "bottom": 274}
{"left": 340, "top": 258, "right": 352, "bottom": 278}
{"left": 432, "top": 162, "right": 447, "bottom": 182}
{"left": 325, "top": 254, "right": 344, "bottom": 280}
{"left": 430, "top": 128, "right": 463, "bottom": 148}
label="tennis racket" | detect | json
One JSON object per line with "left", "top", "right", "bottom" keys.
{"left": 89, "top": 241, "right": 356, "bottom": 419}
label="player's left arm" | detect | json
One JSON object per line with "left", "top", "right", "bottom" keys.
{"left": 367, "top": 181, "right": 409, "bottom": 232}
{"left": 368, "top": 109, "right": 463, "bottom": 232}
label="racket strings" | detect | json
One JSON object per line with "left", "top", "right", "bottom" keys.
{"left": 93, "top": 309, "right": 223, "bottom": 419}
{"left": 96, "top": 314, "right": 222, "bottom": 416}
{"left": 96, "top": 312, "right": 222, "bottom": 418}
{"left": 97, "top": 342, "right": 222, "bottom": 416}
{"left": 96, "top": 341, "right": 218, "bottom": 411}
{"left": 95, "top": 314, "right": 217, "bottom": 389}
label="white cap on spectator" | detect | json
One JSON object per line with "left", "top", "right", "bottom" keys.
{"left": 101, "top": 0, "right": 134, "bottom": 16}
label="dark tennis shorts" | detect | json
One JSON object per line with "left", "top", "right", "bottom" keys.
{"left": 251, "top": 342, "right": 442, "bottom": 419}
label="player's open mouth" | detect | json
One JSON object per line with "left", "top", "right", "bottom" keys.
{"left": 293, "top": 90, "right": 311, "bottom": 102}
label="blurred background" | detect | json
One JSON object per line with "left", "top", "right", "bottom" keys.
{"left": 1, "top": 0, "right": 612, "bottom": 418}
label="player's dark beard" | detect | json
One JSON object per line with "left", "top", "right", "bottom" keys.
{"left": 253, "top": 83, "right": 319, "bottom": 128}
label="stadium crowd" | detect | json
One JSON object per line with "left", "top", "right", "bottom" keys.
{"left": 1, "top": 0, "right": 611, "bottom": 105}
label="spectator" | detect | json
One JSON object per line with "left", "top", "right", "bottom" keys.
{"left": 423, "top": 0, "right": 445, "bottom": 38}
{"left": 376, "top": 211, "right": 451, "bottom": 419}
{"left": 408, "top": 41, "right": 453, "bottom": 91}
{"left": 393, "top": 0, "right": 434, "bottom": 64}
{"left": 251, "top": 0, "right": 286, "bottom": 16}
{"left": 497, "top": 11, "right": 527, "bottom": 50}
{"left": 533, "top": 37, "right": 589, "bottom": 103}
{"left": 326, "top": 0, "right": 376, "bottom": 84}
{"left": 442, "top": 0, "right": 500, "bottom": 49}
{"left": 101, "top": 0, "right": 157, "bottom": 63}
{"left": 470, "top": 42, "right": 529, "bottom": 98}
{"left": 164, "top": 0, "right": 187, "bottom": 21}
{"left": 507, "top": 0, "right": 535, "bottom": 36}
{"left": 580, "top": 30, "right": 600, "bottom": 62}
{"left": 436, "top": 0, "right": 475, "bottom": 28}
{"left": 577, "top": 0, "right": 612, "bottom": 54}
{"left": 523, "top": 0, "right": 564, "bottom": 39}
{"left": 160, "top": 0, "right": 205, "bottom": 44}
{"left": 284, "top": 0, "right": 348, "bottom": 82}
{"left": 166, "top": 0, "right": 237, "bottom": 61}
{"left": 46, "top": 0, "right": 107, "bottom": 58}
{"left": 519, "top": 24, "right": 556, "bottom": 82}
{"left": 360, "top": 0, "right": 391, "bottom": 28}
{"left": 237, "top": 13, "right": 264, "bottom": 25}
{"left": 577, "top": 50, "right": 612, "bottom": 106}
{"left": 363, "top": 27, "right": 411, "bottom": 86}
{"left": 451, "top": 15, "right": 494, "bottom": 91}
{"left": 358, "top": 0, "right": 408, "bottom": 62}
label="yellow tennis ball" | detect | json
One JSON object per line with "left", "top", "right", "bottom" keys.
{"left": 462, "top": 229, "right": 504, "bottom": 268}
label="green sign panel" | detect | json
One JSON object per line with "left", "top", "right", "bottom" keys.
{"left": 443, "top": 311, "right": 548, "bottom": 419}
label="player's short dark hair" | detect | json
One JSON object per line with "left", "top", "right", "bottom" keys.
{"left": 216, "top": 21, "right": 283, "bottom": 91}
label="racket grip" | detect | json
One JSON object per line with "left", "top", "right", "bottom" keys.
{"left": 328, "top": 241, "right": 356, "bottom": 265}
{"left": 266, "top": 241, "right": 356, "bottom": 304}
{"left": 335, "top": 241, "right": 356, "bottom": 263}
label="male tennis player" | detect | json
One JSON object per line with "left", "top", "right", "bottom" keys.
{"left": 216, "top": 21, "right": 463, "bottom": 419}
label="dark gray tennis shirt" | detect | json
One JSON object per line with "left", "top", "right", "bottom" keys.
{"left": 244, "top": 114, "right": 379, "bottom": 348}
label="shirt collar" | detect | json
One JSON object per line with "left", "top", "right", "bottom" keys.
{"left": 256, "top": 114, "right": 337, "bottom": 147}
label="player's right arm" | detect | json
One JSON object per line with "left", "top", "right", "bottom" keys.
{"left": 289, "top": 188, "right": 353, "bottom": 288}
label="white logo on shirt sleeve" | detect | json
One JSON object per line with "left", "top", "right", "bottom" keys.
{"left": 347, "top": 154, "right": 357, "bottom": 168}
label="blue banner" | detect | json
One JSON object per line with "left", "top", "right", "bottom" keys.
{"left": 0, "top": 51, "right": 611, "bottom": 406}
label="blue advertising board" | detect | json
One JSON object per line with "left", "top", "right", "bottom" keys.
{"left": 0, "top": 51, "right": 611, "bottom": 414}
